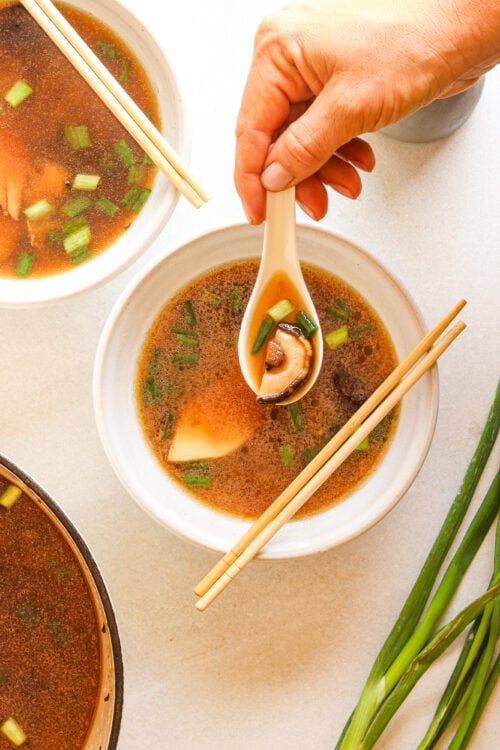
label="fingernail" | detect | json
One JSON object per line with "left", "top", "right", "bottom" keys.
{"left": 297, "top": 201, "right": 316, "bottom": 220}
{"left": 333, "top": 183, "right": 358, "bottom": 199}
{"left": 261, "top": 162, "right": 294, "bottom": 192}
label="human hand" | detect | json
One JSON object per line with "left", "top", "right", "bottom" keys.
{"left": 235, "top": 0, "right": 499, "bottom": 224}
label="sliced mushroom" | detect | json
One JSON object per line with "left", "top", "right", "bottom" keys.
{"left": 257, "top": 322, "right": 313, "bottom": 404}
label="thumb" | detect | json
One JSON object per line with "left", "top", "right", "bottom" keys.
{"left": 261, "top": 88, "right": 361, "bottom": 191}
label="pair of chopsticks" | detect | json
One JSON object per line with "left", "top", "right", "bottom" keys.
{"left": 194, "top": 299, "right": 467, "bottom": 611}
{"left": 19, "top": 0, "right": 209, "bottom": 208}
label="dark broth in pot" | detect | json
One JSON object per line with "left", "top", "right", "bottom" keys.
{"left": 135, "top": 260, "right": 399, "bottom": 520}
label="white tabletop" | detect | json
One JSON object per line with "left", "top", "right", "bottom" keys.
{"left": 1, "top": 1, "right": 499, "bottom": 748}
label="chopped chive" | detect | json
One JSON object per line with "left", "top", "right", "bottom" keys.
{"left": 295, "top": 309, "right": 318, "bottom": 338}
{"left": 183, "top": 474, "right": 211, "bottom": 488}
{"left": 127, "top": 164, "right": 144, "bottom": 185}
{"left": 301, "top": 435, "right": 332, "bottom": 464}
{"left": 95, "top": 40, "right": 117, "bottom": 59}
{"left": 288, "top": 402, "right": 304, "bottom": 432}
{"left": 95, "top": 197, "right": 119, "bottom": 217}
{"left": 15, "top": 252, "right": 34, "bottom": 277}
{"left": 5, "top": 80, "right": 32, "bottom": 107}
{"left": 325, "top": 298, "right": 351, "bottom": 321}
{"left": 325, "top": 325, "right": 349, "bottom": 349}
{"left": 72, "top": 173, "right": 100, "bottom": 191}
{"left": 15, "top": 602, "right": 40, "bottom": 626}
{"left": 171, "top": 328, "right": 199, "bottom": 339}
{"left": 113, "top": 138, "right": 135, "bottom": 167}
{"left": 267, "top": 298, "right": 295, "bottom": 322}
{"left": 23, "top": 198, "right": 52, "bottom": 220}
{"left": 62, "top": 195, "right": 92, "bottom": 217}
{"left": 229, "top": 285, "right": 244, "bottom": 313}
{"left": 281, "top": 445, "right": 294, "bottom": 467}
{"left": 69, "top": 247, "right": 90, "bottom": 265}
{"left": 63, "top": 224, "right": 91, "bottom": 254}
{"left": 173, "top": 353, "right": 199, "bottom": 366}
{"left": 64, "top": 124, "right": 92, "bottom": 150}
{"left": 130, "top": 187, "right": 151, "bottom": 211}
{"left": 0, "top": 483, "right": 22, "bottom": 509}
{"left": 62, "top": 216, "right": 87, "bottom": 235}
{"left": 1, "top": 717, "right": 27, "bottom": 747}
{"left": 175, "top": 334, "right": 199, "bottom": 348}
{"left": 119, "top": 58, "right": 132, "bottom": 84}
{"left": 205, "top": 291, "right": 222, "bottom": 309}
{"left": 143, "top": 377, "right": 160, "bottom": 406}
{"left": 182, "top": 300, "right": 197, "bottom": 328}
{"left": 148, "top": 347, "right": 160, "bottom": 374}
{"left": 48, "top": 620, "right": 68, "bottom": 647}
{"left": 159, "top": 412, "right": 174, "bottom": 440}
{"left": 251, "top": 317, "right": 274, "bottom": 354}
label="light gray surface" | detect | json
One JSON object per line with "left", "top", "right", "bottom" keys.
{"left": 1, "top": 1, "right": 498, "bottom": 748}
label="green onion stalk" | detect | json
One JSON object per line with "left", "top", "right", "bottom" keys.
{"left": 336, "top": 381, "right": 500, "bottom": 750}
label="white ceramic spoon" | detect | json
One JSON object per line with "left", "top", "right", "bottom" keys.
{"left": 238, "top": 187, "right": 323, "bottom": 404}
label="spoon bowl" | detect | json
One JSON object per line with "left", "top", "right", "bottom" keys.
{"left": 238, "top": 188, "right": 323, "bottom": 404}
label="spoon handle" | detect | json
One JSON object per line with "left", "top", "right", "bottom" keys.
{"left": 260, "top": 187, "right": 301, "bottom": 276}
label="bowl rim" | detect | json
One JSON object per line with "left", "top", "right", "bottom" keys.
{"left": 0, "top": 452, "right": 124, "bottom": 748}
{"left": 93, "top": 221, "right": 439, "bottom": 559}
{"left": 0, "top": 0, "right": 188, "bottom": 307}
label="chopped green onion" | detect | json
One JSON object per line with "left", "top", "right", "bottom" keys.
{"left": 325, "top": 298, "right": 351, "bottom": 321}
{"left": 184, "top": 461, "right": 210, "bottom": 473}
{"left": 72, "top": 173, "right": 100, "bottom": 191}
{"left": 325, "top": 325, "right": 349, "bottom": 349}
{"left": 356, "top": 433, "right": 370, "bottom": 451}
{"left": 128, "top": 164, "right": 145, "bottom": 185}
{"left": 159, "top": 412, "right": 174, "bottom": 440}
{"left": 171, "top": 328, "right": 199, "bottom": 339}
{"left": 351, "top": 322, "right": 374, "bottom": 339}
{"left": 370, "top": 413, "right": 392, "bottom": 442}
{"left": 0, "top": 483, "right": 22, "bottom": 509}
{"left": 62, "top": 216, "right": 87, "bottom": 235}
{"left": 16, "top": 602, "right": 40, "bottom": 625}
{"left": 5, "top": 80, "right": 32, "bottom": 107}
{"left": 69, "top": 247, "right": 90, "bottom": 265}
{"left": 182, "top": 300, "right": 197, "bottom": 328}
{"left": 204, "top": 291, "right": 221, "bottom": 309}
{"left": 47, "top": 229, "right": 63, "bottom": 246}
{"left": 95, "top": 197, "right": 119, "bottom": 217}
{"left": 120, "top": 185, "right": 150, "bottom": 211}
{"left": 251, "top": 317, "right": 274, "bottom": 354}
{"left": 95, "top": 40, "right": 117, "bottom": 59}
{"left": 175, "top": 334, "right": 199, "bottom": 348}
{"left": 281, "top": 445, "right": 294, "bottom": 467}
{"left": 62, "top": 195, "right": 92, "bottom": 217}
{"left": 63, "top": 224, "right": 91, "bottom": 254}
{"left": 148, "top": 347, "right": 160, "bottom": 374}
{"left": 143, "top": 152, "right": 154, "bottom": 166}
{"left": 229, "top": 285, "right": 244, "bottom": 313}
{"left": 267, "top": 298, "right": 295, "bottom": 322}
{"left": 295, "top": 309, "right": 318, "bottom": 338}
{"left": 301, "top": 435, "right": 331, "bottom": 464}
{"left": 119, "top": 58, "right": 132, "bottom": 84}
{"left": 64, "top": 124, "right": 92, "bottom": 150}
{"left": 1, "top": 717, "right": 27, "bottom": 747}
{"left": 48, "top": 620, "right": 68, "bottom": 647}
{"left": 15, "top": 252, "right": 34, "bottom": 277}
{"left": 173, "top": 353, "right": 199, "bottom": 366}
{"left": 23, "top": 198, "right": 52, "bottom": 220}
{"left": 183, "top": 474, "right": 211, "bottom": 488}
{"left": 143, "top": 377, "right": 160, "bottom": 406}
{"left": 113, "top": 138, "right": 135, "bottom": 167}
{"left": 288, "top": 402, "right": 304, "bottom": 432}
{"left": 0, "top": 671, "right": 6, "bottom": 687}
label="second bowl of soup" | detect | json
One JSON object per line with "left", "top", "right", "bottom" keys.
{"left": 93, "top": 223, "right": 438, "bottom": 559}
{"left": 0, "top": 0, "right": 187, "bottom": 306}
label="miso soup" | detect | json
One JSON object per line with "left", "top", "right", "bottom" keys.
{"left": 135, "top": 260, "right": 399, "bottom": 520}
{"left": 0, "top": 2, "right": 158, "bottom": 278}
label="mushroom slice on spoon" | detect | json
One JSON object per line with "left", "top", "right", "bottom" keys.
{"left": 257, "top": 322, "right": 313, "bottom": 405}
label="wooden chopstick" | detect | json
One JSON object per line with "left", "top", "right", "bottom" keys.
{"left": 194, "top": 301, "right": 467, "bottom": 611}
{"left": 19, "top": 0, "right": 209, "bottom": 208}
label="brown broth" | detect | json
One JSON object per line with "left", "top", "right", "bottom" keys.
{"left": 0, "top": 479, "right": 101, "bottom": 749}
{"left": 135, "top": 260, "right": 399, "bottom": 520}
{"left": 0, "top": 2, "right": 158, "bottom": 278}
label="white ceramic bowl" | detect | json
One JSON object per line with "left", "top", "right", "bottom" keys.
{"left": 93, "top": 224, "right": 438, "bottom": 559}
{"left": 0, "top": 0, "right": 186, "bottom": 307}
